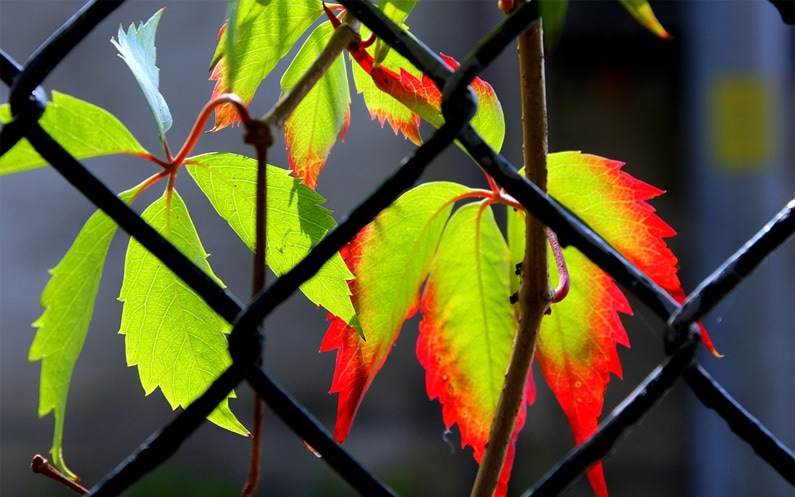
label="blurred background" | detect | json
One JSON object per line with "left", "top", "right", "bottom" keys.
{"left": 1, "top": 1, "right": 792, "bottom": 496}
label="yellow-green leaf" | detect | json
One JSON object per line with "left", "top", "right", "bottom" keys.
{"left": 119, "top": 189, "right": 247, "bottom": 435}
{"left": 29, "top": 186, "right": 141, "bottom": 479}
{"left": 282, "top": 21, "right": 351, "bottom": 189}
{"left": 0, "top": 91, "right": 147, "bottom": 175}
{"left": 618, "top": 0, "right": 671, "bottom": 39}
{"left": 185, "top": 152, "right": 357, "bottom": 332}
{"left": 209, "top": 0, "right": 323, "bottom": 129}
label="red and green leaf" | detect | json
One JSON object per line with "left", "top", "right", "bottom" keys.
{"left": 209, "top": 0, "right": 323, "bottom": 130}
{"left": 618, "top": 0, "right": 671, "bottom": 39}
{"left": 418, "top": 202, "right": 530, "bottom": 497}
{"left": 281, "top": 21, "right": 351, "bottom": 189}
{"left": 505, "top": 151, "right": 713, "bottom": 496}
{"left": 546, "top": 152, "right": 718, "bottom": 357}
{"left": 350, "top": 42, "right": 424, "bottom": 145}
{"left": 324, "top": 149, "right": 704, "bottom": 497}
{"left": 348, "top": 39, "right": 505, "bottom": 152}
{"left": 320, "top": 182, "right": 468, "bottom": 441}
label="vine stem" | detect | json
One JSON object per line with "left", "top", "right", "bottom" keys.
{"left": 238, "top": 9, "right": 361, "bottom": 497}
{"left": 261, "top": 6, "right": 360, "bottom": 128}
{"left": 31, "top": 454, "right": 88, "bottom": 495}
{"left": 469, "top": 13, "right": 552, "bottom": 497}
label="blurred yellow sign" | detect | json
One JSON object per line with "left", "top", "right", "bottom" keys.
{"left": 710, "top": 76, "right": 773, "bottom": 171}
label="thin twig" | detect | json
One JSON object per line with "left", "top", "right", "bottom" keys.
{"left": 240, "top": 125, "right": 271, "bottom": 496}
{"left": 260, "top": 11, "right": 360, "bottom": 129}
{"left": 237, "top": 10, "right": 361, "bottom": 497}
{"left": 31, "top": 454, "right": 89, "bottom": 495}
{"left": 470, "top": 12, "right": 551, "bottom": 497}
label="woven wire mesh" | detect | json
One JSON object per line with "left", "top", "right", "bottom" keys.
{"left": 1, "top": 1, "right": 793, "bottom": 496}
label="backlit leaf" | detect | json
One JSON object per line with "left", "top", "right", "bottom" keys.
{"left": 185, "top": 152, "right": 357, "bottom": 331}
{"left": 418, "top": 202, "right": 529, "bottom": 497}
{"left": 548, "top": 152, "right": 681, "bottom": 297}
{"left": 29, "top": 185, "right": 142, "bottom": 480}
{"left": 506, "top": 151, "right": 703, "bottom": 496}
{"left": 209, "top": 0, "right": 323, "bottom": 130}
{"left": 373, "top": 0, "right": 420, "bottom": 65}
{"left": 618, "top": 0, "right": 671, "bottom": 39}
{"left": 548, "top": 152, "right": 719, "bottom": 356}
{"left": 0, "top": 91, "right": 147, "bottom": 175}
{"left": 349, "top": 44, "right": 505, "bottom": 152}
{"left": 281, "top": 21, "right": 351, "bottom": 189}
{"left": 539, "top": 0, "right": 568, "bottom": 50}
{"left": 119, "top": 189, "right": 247, "bottom": 435}
{"left": 321, "top": 182, "right": 468, "bottom": 441}
{"left": 536, "top": 247, "right": 628, "bottom": 497}
{"left": 111, "top": 9, "right": 173, "bottom": 142}
{"left": 350, "top": 45, "right": 423, "bottom": 145}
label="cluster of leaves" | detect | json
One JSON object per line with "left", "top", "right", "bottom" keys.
{"left": 0, "top": 1, "right": 716, "bottom": 496}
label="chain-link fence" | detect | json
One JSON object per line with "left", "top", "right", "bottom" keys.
{"left": 1, "top": 1, "right": 793, "bottom": 496}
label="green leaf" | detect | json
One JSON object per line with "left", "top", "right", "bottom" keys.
{"left": 418, "top": 201, "right": 521, "bottom": 496}
{"left": 185, "top": 152, "right": 357, "bottom": 331}
{"left": 119, "top": 189, "right": 247, "bottom": 435}
{"left": 539, "top": 0, "right": 568, "bottom": 50}
{"left": 29, "top": 186, "right": 141, "bottom": 479}
{"left": 0, "top": 91, "right": 147, "bottom": 175}
{"left": 282, "top": 21, "right": 351, "bottom": 188}
{"left": 111, "top": 9, "right": 173, "bottom": 142}
{"left": 373, "top": 0, "right": 419, "bottom": 65}
{"left": 209, "top": 0, "right": 323, "bottom": 130}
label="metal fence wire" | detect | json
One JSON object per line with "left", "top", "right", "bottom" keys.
{"left": 1, "top": 1, "right": 793, "bottom": 496}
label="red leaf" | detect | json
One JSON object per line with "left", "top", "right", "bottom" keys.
{"left": 318, "top": 232, "right": 391, "bottom": 442}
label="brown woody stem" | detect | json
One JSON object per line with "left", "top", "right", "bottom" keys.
{"left": 31, "top": 454, "right": 88, "bottom": 495}
{"left": 238, "top": 11, "right": 361, "bottom": 497}
{"left": 260, "top": 12, "right": 360, "bottom": 129}
{"left": 469, "top": 14, "right": 552, "bottom": 497}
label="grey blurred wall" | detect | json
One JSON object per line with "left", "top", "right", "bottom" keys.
{"left": 1, "top": 2, "right": 792, "bottom": 496}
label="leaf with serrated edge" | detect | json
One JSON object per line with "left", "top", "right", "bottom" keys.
{"left": 185, "top": 152, "right": 357, "bottom": 331}
{"left": 111, "top": 9, "right": 172, "bottom": 141}
{"left": 321, "top": 182, "right": 469, "bottom": 441}
{"left": 350, "top": 45, "right": 505, "bottom": 152}
{"left": 0, "top": 91, "right": 147, "bottom": 176}
{"left": 539, "top": 247, "right": 627, "bottom": 497}
{"left": 506, "top": 151, "right": 705, "bottom": 496}
{"left": 350, "top": 45, "right": 422, "bottom": 145}
{"left": 618, "top": 0, "right": 671, "bottom": 39}
{"left": 282, "top": 21, "right": 351, "bottom": 189}
{"left": 30, "top": 185, "right": 142, "bottom": 480}
{"left": 209, "top": 0, "right": 322, "bottom": 130}
{"left": 119, "top": 189, "right": 247, "bottom": 435}
{"left": 418, "top": 202, "right": 528, "bottom": 497}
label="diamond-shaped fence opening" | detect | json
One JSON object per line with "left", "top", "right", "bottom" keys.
{"left": 1, "top": 1, "right": 792, "bottom": 496}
